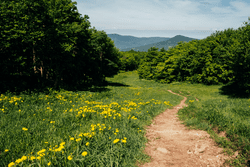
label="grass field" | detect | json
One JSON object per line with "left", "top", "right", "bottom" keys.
{"left": 0, "top": 71, "right": 250, "bottom": 167}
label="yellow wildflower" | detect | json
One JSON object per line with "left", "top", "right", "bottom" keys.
{"left": 113, "top": 139, "right": 120, "bottom": 144}
{"left": 22, "top": 127, "right": 28, "bottom": 131}
{"left": 8, "top": 162, "right": 15, "bottom": 167}
{"left": 76, "top": 138, "right": 81, "bottom": 142}
{"left": 82, "top": 151, "right": 87, "bottom": 157}
{"left": 67, "top": 155, "right": 72, "bottom": 160}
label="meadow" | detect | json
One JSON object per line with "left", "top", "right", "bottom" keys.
{"left": 1, "top": 71, "right": 250, "bottom": 167}
{"left": 0, "top": 71, "right": 182, "bottom": 167}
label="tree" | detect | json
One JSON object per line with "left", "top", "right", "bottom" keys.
{"left": 0, "top": 0, "right": 93, "bottom": 91}
{"left": 231, "top": 18, "right": 250, "bottom": 93}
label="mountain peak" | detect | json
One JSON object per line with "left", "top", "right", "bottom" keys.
{"left": 107, "top": 34, "right": 199, "bottom": 52}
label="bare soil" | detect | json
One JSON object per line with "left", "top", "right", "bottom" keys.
{"left": 137, "top": 90, "right": 237, "bottom": 167}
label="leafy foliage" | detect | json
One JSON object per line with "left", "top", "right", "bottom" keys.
{"left": 230, "top": 20, "right": 250, "bottom": 93}
{"left": 0, "top": 0, "right": 120, "bottom": 93}
{"left": 137, "top": 46, "right": 168, "bottom": 80}
{"left": 118, "top": 50, "right": 147, "bottom": 72}
{"left": 138, "top": 17, "right": 250, "bottom": 93}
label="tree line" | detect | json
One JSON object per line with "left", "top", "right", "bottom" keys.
{"left": 118, "top": 18, "right": 250, "bottom": 94}
{"left": 0, "top": 0, "right": 120, "bottom": 93}
{"left": 136, "top": 18, "right": 250, "bottom": 94}
{"left": 1, "top": 0, "right": 249, "bottom": 95}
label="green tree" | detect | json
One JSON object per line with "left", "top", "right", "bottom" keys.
{"left": 0, "top": 0, "right": 50, "bottom": 91}
{"left": 89, "top": 28, "right": 120, "bottom": 83}
{"left": 231, "top": 18, "right": 250, "bottom": 93}
{"left": 0, "top": 0, "right": 119, "bottom": 92}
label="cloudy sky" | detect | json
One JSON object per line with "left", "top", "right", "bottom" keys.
{"left": 75, "top": 0, "right": 250, "bottom": 40}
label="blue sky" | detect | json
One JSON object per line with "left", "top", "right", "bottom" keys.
{"left": 75, "top": 0, "right": 250, "bottom": 40}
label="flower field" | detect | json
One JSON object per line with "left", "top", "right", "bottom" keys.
{"left": 1, "top": 71, "right": 250, "bottom": 167}
{"left": 0, "top": 71, "right": 182, "bottom": 167}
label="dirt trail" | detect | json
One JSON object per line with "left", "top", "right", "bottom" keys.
{"left": 137, "top": 90, "right": 235, "bottom": 167}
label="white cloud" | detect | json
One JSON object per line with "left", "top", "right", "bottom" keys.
{"left": 75, "top": 0, "right": 250, "bottom": 34}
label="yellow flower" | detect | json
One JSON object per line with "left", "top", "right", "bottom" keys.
{"left": 67, "top": 155, "right": 73, "bottom": 160}
{"left": 5, "top": 149, "right": 9, "bottom": 152}
{"left": 37, "top": 149, "right": 46, "bottom": 156}
{"left": 22, "top": 127, "right": 28, "bottom": 131}
{"left": 8, "top": 162, "right": 15, "bottom": 167}
{"left": 86, "top": 142, "right": 89, "bottom": 146}
{"left": 113, "top": 139, "right": 119, "bottom": 144}
{"left": 70, "top": 137, "right": 74, "bottom": 141}
{"left": 82, "top": 151, "right": 87, "bottom": 157}
{"left": 76, "top": 138, "right": 82, "bottom": 142}
{"left": 115, "top": 129, "right": 119, "bottom": 133}
{"left": 48, "top": 162, "right": 51, "bottom": 166}
{"left": 164, "top": 101, "right": 170, "bottom": 105}
{"left": 15, "top": 158, "right": 22, "bottom": 164}
{"left": 20, "top": 156, "right": 27, "bottom": 161}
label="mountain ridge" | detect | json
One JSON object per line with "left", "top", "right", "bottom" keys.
{"left": 107, "top": 34, "right": 200, "bottom": 52}
{"left": 107, "top": 33, "right": 170, "bottom": 51}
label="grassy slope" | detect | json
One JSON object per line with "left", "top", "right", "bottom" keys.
{"left": 0, "top": 71, "right": 182, "bottom": 167}
{"left": 108, "top": 71, "right": 250, "bottom": 166}
{"left": 1, "top": 71, "right": 249, "bottom": 167}
{"left": 162, "top": 82, "right": 250, "bottom": 167}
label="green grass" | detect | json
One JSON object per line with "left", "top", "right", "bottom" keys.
{"left": 1, "top": 71, "right": 250, "bottom": 167}
{"left": 0, "top": 71, "right": 181, "bottom": 167}
{"left": 165, "top": 82, "right": 250, "bottom": 167}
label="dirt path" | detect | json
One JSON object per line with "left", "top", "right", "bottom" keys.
{"left": 137, "top": 90, "right": 235, "bottom": 167}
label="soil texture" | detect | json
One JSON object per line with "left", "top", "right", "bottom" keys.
{"left": 137, "top": 90, "right": 236, "bottom": 167}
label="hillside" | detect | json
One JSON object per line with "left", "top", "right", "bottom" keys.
{"left": 121, "top": 35, "right": 200, "bottom": 51}
{"left": 107, "top": 33, "right": 170, "bottom": 51}
{"left": 107, "top": 34, "right": 200, "bottom": 52}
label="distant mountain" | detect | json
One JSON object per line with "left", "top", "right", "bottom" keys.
{"left": 107, "top": 33, "right": 170, "bottom": 51}
{"left": 122, "top": 35, "right": 200, "bottom": 52}
{"left": 107, "top": 34, "right": 200, "bottom": 52}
